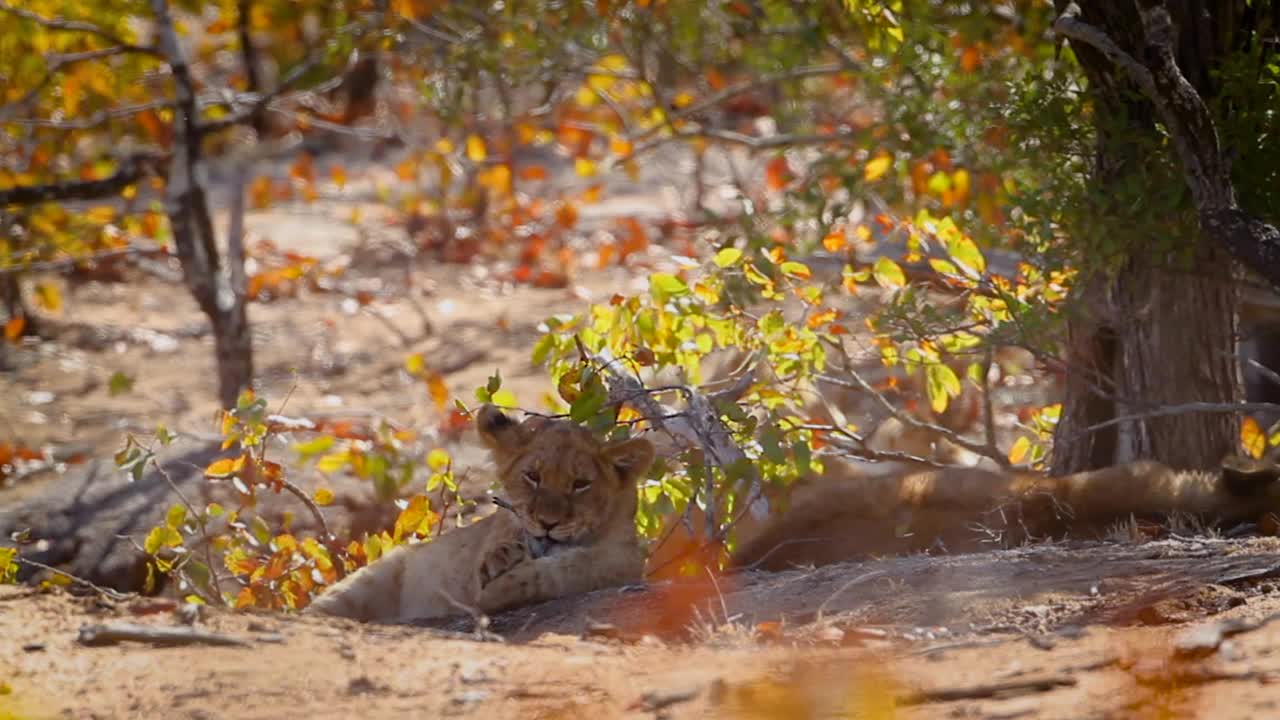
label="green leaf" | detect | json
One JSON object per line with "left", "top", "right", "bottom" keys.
{"left": 108, "top": 371, "right": 135, "bottom": 396}
{"left": 486, "top": 371, "right": 503, "bottom": 396}
{"left": 925, "top": 363, "right": 961, "bottom": 414}
{"left": 779, "top": 261, "right": 812, "bottom": 279}
{"left": 872, "top": 257, "right": 906, "bottom": 289}
{"left": 293, "top": 435, "right": 335, "bottom": 458}
{"left": 250, "top": 516, "right": 272, "bottom": 547}
{"left": 649, "top": 273, "right": 689, "bottom": 303}
{"left": 569, "top": 382, "right": 607, "bottom": 422}
{"left": 166, "top": 504, "right": 187, "bottom": 530}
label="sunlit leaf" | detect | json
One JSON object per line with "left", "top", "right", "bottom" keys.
{"left": 1008, "top": 436, "right": 1032, "bottom": 465}
{"left": 864, "top": 155, "right": 893, "bottom": 182}
{"left": 1242, "top": 416, "right": 1266, "bottom": 460}
{"left": 466, "top": 134, "right": 487, "bottom": 162}
{"left": 872, "top": 257, "right": 906, "bottom": 289}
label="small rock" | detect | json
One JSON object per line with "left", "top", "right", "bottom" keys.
{"left": 815, "top": 626, "right": 845, "bottom": 645}
{"left": 452, "top": 689, "right": 491, "bottom": 706}
{"left": 347, "top": 676, "right": 383, "bottom": 695}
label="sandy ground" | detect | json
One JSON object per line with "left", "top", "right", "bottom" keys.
{"left": 5, "top": 555, "right": 1280, "bottom": 720}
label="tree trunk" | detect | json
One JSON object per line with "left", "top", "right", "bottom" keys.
{"left": 1051, "top": 0, "right": 1246, "bottom": 473}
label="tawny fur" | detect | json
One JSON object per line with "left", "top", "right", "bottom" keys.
{"left": 308, "top": 405, "right": 654, "bottom": 623}
{"left": 733, "top": 459, "right": 1280, "bottom": 570}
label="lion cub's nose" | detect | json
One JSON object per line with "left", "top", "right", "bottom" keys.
{"left": 537, "top": 519, "right": 560, "bottom": 534}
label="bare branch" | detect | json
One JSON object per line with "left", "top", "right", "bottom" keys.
{"left": 1065, "top": 401, "right": 1280, "bottom": 442}
{"left": 814, "top": 365, "right": 1012, "bottom": 469}
{"left": 624, "top": 128, "right": 860, "bottom": 163}
{"left": 0, "top": 242, "right": 168, "bottom": 278}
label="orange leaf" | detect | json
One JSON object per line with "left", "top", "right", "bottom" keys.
{"left": 426, "top": 372, "right": 448, "bottom": 410}
{"left": 290, "top": 153, "right": 316, "bottom": 183}
{"left": 765, "top": 156, "right": 791, "bottom": 191}
{"left": 518, "top": 165, "right": 548, "bottom": 181}
{"left": 822, "top": 231, "right": 847, "bottom": 252}
{"left": 396, "top": 158, "right": 418, "bottom": 181}
{"left": 960, "top": 45, "right": 982, "bottom": 73}
{"left": 1242, "top": 416, "right": 1266, "bottom": 460}
{"left": 249, "top": 176, "right": 273, "bottom": 210}
{"left": 4, "top": 315, "right": 24, "bottom": 343}
{"left": 330, "top": 165, "right": 347, "bottom": 190}
{"left": 555, "top": 202, "right": 578, "bottom": 228}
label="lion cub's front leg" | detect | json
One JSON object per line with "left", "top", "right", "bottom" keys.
{"left": 478, "top": 536, "right": 531, "bottom": 589}
{"left": 476, "top": 544, "right": 642, "bottom": 614}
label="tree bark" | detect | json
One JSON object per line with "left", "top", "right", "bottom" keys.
{"left": 1049, "top": 0, "right": 1266, "bottom": 473}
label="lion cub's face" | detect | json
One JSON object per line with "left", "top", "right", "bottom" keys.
{"left": 477, "top": 405, "right": 654, "bottom": 544}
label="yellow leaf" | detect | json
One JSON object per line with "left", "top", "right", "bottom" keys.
{"left": 313, "top": 488, "right": 335, "bottom": 506}
{"left": 330, "top": 165, "right": 347, "bottom": 190}
{"left": 1008, "top": 436, "right": 1032, "bottom": 465}
{"left": 822, "top": 231, "right": 846, "bottom": 252}
{"left": 864, "top": 155, "right": 893, "bottom": 183}
{"left": 574, "top": 157, "right": 597, "bottom": 177}
{"left": 204, "top": 454, "right": 247, "bottom": 479}
{"left": 427, "top": 448, "right": 450, "bottom": 472}
{"left": 466, "top": 134, "right": 487, "bottom": 162}
{"left": 1242, "top": 416, "right": 1266, "bottom": 459}
{"left": 404, "top": 353, "right": 425, "bottom": 375}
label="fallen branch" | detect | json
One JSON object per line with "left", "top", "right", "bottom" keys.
{"left": 900, "top": 674, "right": 1077, "bottom": 705}
{"left": 77, "top": 622, "right": 251, "bottom": 648}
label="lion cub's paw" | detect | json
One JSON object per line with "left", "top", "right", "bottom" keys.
{"left": 479, "top": 540, "right": 529, "bottom": 588}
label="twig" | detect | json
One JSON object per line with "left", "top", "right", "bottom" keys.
{"left": 814, "top": 367, "right": 1011, "bottom": 469}
{"left": 435, "top": 588, "right": 501, "bottom": 641}
{"left": 77, "top": 622, "right": 251, "bottom": 647}
{"left": 279, "top": 477, "right": 332, "bottom": 541}
{"left": 629, "top": 686, "right": 701, "bottom": 713}
{"left": 899, "top": 675, "right": 1076, "bottom": 705}
{"left": 149, "top": 455, "right": 224, "bottom": 603}
{"left": 14, "top": 557, "right": 132, "bottom": 601}
{"left": 1065, "top": 401, "right": 1280, "bottom": 442}
{"left": 816, "top": 570, "right": 886, "bottom": 618}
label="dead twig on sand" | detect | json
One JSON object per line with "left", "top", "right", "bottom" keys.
{"left": 76, "top": 622, "right": 252, "bottom": 648}
{"left": 900, "top": 674, "right": 1077, "bottom": 705}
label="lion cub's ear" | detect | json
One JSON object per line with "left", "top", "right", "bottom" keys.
{"left": 603, "top": 436, "right": 655, "bottom": 486}
{"left": 477, "top": 404, "right": 523, "bottom": 451}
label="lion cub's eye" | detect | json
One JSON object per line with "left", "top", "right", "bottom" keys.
{"left": 523, "top": 470, "right": 541, "bottom": 487}
{"left": 572, "top": 478, "right": 592, "bottom": 494}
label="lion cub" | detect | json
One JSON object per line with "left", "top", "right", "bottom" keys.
{"left": 309, "top": 405, "right": 654, "bottom": 622}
